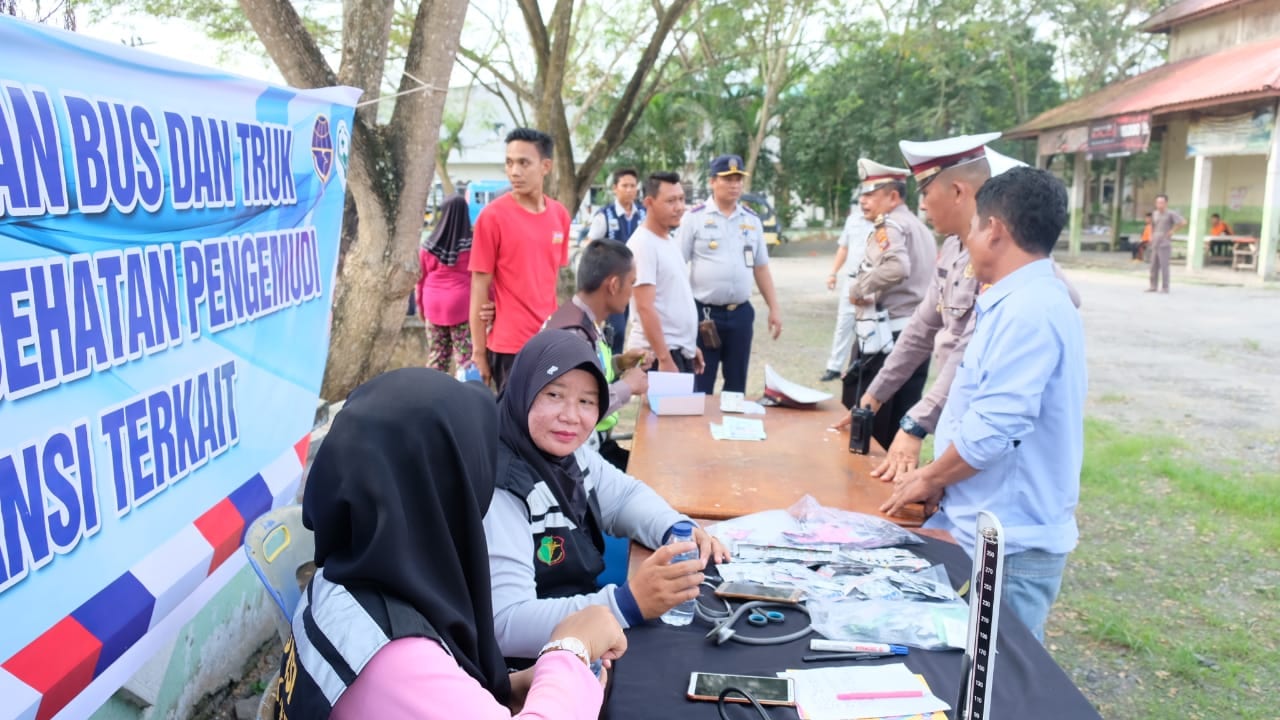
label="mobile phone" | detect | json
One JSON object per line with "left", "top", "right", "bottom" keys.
{"left": 687, "top": 672, "right": 796, "bottom": 705}
{"left": 714, "top": 581, "right": 804, "bottom": 604}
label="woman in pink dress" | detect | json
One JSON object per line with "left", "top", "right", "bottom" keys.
{"left": 418, "top": 194, "right": 475, "bottom": 373}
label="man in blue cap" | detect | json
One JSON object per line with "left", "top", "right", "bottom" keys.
{"left": 677, "top": 154, "right": 783, "bottom": 394}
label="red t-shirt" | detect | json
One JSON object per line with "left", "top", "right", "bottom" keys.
{"left": 469, "top": 192, "right": 571, "bottom": 353}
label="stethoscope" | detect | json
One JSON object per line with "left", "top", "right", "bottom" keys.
{"left": 694, "top": 582, "right": 814, "bottom": 646}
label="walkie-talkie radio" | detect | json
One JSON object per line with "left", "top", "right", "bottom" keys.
{"left": 847, "top": 405, "right": 874, "bottom": 455}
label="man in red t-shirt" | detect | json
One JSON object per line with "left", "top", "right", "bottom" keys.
{"left": 468, "top": 128, "right": 571, "bottom": 391}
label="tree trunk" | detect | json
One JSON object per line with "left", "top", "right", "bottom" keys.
{"left": 242, "top": 0, "right": 470, "bottom": 401}
{"left": 744, "top": 17, "right": 803, "bottom": 194}
{"left": 516, "top": 0, "right": 694, "bottom": 216}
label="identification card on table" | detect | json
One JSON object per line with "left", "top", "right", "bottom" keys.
{"left": 710, "top": 416, "right": 767, "bottom": 441}
{"left": 720, "top": 391, "right": 766, "bottom": 415}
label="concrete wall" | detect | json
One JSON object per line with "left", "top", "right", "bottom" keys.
{"left": 1160, "top": 116, "right": 1269, "bottom": 227}
{"left": 1169, "top": 0, "right": 1280, "bottom": 61}
{"left": 89, "top": 564, "right": 277, "bottom": 720}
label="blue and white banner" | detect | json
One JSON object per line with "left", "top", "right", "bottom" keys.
{"left": 0, "top": 17, "right": 357, "bottom": 720}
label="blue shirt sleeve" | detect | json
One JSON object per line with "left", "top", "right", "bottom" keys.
{"left": 952, "top": 310, "right": 1061, "bottom": 470}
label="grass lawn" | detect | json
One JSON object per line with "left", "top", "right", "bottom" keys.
{"left": 1051, "top": 420, "right": 1279, "bottom": 719}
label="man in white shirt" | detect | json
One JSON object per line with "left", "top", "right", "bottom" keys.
{"left": 820, "top": 207, "right": 872, "bottom": 381}
{"left": 627, "top": 172, "right": 705, "bottom": 374}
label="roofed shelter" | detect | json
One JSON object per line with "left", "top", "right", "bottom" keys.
{"left": 1007, "top": 0, "right": 1280, "bottom": 279}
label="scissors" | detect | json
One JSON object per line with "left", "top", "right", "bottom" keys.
{"left": 747, "top": 609, "right": 785, "bottom": 627}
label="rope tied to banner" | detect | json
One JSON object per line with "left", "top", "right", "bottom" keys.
{"left": 356, "top": 70, "right": 442, "bottom": 108}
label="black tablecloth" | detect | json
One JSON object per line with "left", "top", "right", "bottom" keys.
{"left": 604, "top": 536, "right": 1100, "bottom": 719}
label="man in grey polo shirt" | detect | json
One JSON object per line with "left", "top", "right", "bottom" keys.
{"left": 678, "top": 154, "right": 783, "bottom": 394}
{"left": 1147, "top": 193, "right": 1186, "bottom": 293}
{"left": 628, "top": 172, "right": 705, "bottom": 374}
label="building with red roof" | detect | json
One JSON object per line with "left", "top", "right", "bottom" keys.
{"left": 1007, "top": 0, "right": 1280, "bottom": 278}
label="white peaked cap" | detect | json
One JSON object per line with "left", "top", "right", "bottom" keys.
{"left": 899, "top": 131, "right": 1002, "bottom": 188}
{"left": 983, "top": 147, "right": 1026, "bottom": 177}
{"left": 857, "top": 158, "right": 910, "bottom": 195}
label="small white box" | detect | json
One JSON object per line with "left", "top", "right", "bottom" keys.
{"left": 649, "top": 392, "right": 706, "bottom": 415}
{"left": 647, "top": 372, "right": 706, "bottom": 416}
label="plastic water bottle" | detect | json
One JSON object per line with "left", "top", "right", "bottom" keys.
{"left": 660, "top": 521, "right": 699, "bottom": 626}
{"left": 455, "top": 363, "right": 482, "bottom": 383}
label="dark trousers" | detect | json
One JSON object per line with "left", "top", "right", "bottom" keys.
{"left": 694, "top": 301, "right": 754, "bottom": 394}
{"left": 488, "top": 350, "right": 517, "bottom": 394}
{"left": 604, "top": 308, "right": 628, "bottom": 356}
{"left": 841, "top": 345, "right": 930, "bottom": 450}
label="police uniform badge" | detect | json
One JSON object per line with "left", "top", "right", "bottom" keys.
{"left": 875, "top": 226, "right": 890, "bottom": 251}
{"left": 963, "top": 263, "right": 975, "bottom": 278}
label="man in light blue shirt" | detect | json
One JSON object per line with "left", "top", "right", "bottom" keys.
{"left": 881, "top": 166, "right": 1086, "bottom": 641}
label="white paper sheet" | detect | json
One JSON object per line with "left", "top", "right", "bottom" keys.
{"left": 709, "top": 416, "right": 767, "bottom": 441}
{"left": 780, "top": 664, "right": 950, "bottom": 720}
{"left": 649, "top": 371, "right": 694, "bottom": 396}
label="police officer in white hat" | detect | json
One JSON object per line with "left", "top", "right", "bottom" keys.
{"left": 840, "top": 158, "right": 936, "bottom": 450}
{"left": 819, "top": 197, "right": 873, "bottom": 382}
{"left": 837, "top": 133, "right": 1079, "bottom": 484}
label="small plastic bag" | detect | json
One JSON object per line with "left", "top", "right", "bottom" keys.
{"left": 808, "top": 597, "right": 969, "bottom": 651}
{"left": 782, "top": 495, "right": 923, "bottom": 549}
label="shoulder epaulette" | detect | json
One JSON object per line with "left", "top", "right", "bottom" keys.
{"left": 741, "top": 204, "right": 758, "bottom": 217}
{"left": 689, "top": 203, "right": 706, "bottom": 213}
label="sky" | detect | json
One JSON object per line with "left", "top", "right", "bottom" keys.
{"left": 71, "top": 5, "right": 283, "bottom": 83}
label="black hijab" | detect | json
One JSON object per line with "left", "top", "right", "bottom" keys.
{"left": 423, "top": 194, "right": 473, "bottom": 265}
{"left": 303, "top": 368, "right": 510, "bottom": 701}
{"left": 497, "top": 330, "right": 610, "bottom": 523}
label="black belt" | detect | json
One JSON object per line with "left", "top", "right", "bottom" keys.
{"left": 700, "top": 301, "right": 747, "bottom": 312}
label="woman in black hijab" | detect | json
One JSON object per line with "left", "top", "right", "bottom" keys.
{"left": 275, "top": 367, "right": 624, "bottom": 719}
{"left": 486, "top": 330, "right": 726, "bottom": 661}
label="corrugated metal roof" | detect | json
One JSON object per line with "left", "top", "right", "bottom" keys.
{"left": 1006, "top": 36, "right": 1280, "bottom": 138}
{"left": 1141, "top": 0, "right": 1248, "bottom": 32}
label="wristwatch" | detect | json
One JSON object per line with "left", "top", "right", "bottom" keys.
{"left": 899, "top": 415, "right": 928, "bottom": 439}
{"left": 538, "top": 637, "right": 591, "bottom": 666}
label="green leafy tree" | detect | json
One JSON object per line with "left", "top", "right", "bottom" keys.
{"left": 1048, "top": 0, "right": 1168, "bottom": 98}
{"left": 456, "top": 0, "right": 698, "bottom": 214}
{"left": 781, "top": 15, "right": 1061, "bottom": 219}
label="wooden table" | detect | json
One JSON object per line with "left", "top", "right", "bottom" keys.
{"left": 628, "top": 395, "right": 924, "bottom": 526}
{"left": 1231, "top": 237, "right": 1258, "bottom": 271}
